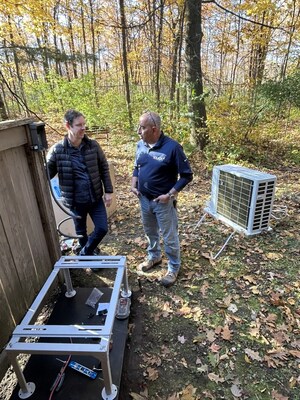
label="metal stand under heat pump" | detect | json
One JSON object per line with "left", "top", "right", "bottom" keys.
{"left": 5, "top": 255, "right": 131, "bottom": 400}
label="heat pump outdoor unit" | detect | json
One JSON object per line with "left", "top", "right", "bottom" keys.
{"left": 205, "top": 164, "right": 277, "bottom": 236}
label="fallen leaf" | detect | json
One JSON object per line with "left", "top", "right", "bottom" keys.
{"left": 206, "top": 330, "right": 216, "bottom": 342}
{"left": 228, "top": 303, "right": 238, "bottom": 313}
{"left": 210, "top": 343, "right": 221, "bottom": 353}
{"left": 266, "top": 252, "right": 283, "bottom": 260}
{"left": 129, "top": 392, "right": 147, "bottom": 400}
{"left": 221, "top": 325, "right": 232, "bottom": 341}
{"left": 242, "top": 275, "right": 257, "bottom": 283}
{"left": 200, "top": 281, "right": 210, "bottom": 297}
{"left": 197, "top": 364, "right": 209, "bottom": 373}
{"left": 287, "top": 297, "right": 296, "bottom": 305}
{"left": 245, "top": 348, "right": 262, "bottom": 362}
{"left": 231, "top": 384, "right": 243, "bottom": 397}
{"left": 264, "top": 355, "right": 285, "bottom": 368}
{"left": 208, "top": 352, "right": 220, "bottom": 367}
{"left": 270, "top": 292, "right": 285, "bottom": 306}
{"left": 289, "top": 376, "right": 298, "bottom": 388}
{"left": 180, "top": 357, "right": 188, "bottom": 368}
{"left": 146, "top": 366, "right": 159, "bottom": 381}
{"left": 271, "top": 389, "right": 289, "bottom": 399}
{"left": 181, "top": 384, "right": 197, "bottom": 399}
{"left": 207, "top": 373, "right": 225, "bottom": 383}
{"left": 289, "top": 349, "right": 300, "bottom": 358}
{"left": 201, "top": 252, "right": 211, "bottom": 260}
{"left": 178, "top": 335, "right": 187, "bottom": 344}
{"left": 249, "top": 326, "right": 260, "bottom": 338}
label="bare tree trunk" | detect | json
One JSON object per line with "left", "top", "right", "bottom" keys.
{"left": 8, "top": 16, "right": 28, "bottom": 114}
{"left": 176, "top": 10, "right": 185, "bottom": 114}
{"left": 217, "top": 12, "right": 228, "bottom": 96}
{"left": 36, "top": 31, "right": 50, "bottom": 79}
{"left": 230, "top": 0, "right": 242, "bottom": 100}
{"left": 154, "top": 0, "right": 164, "bottom": 109}
{"left": 170, "top": 3, "right": 185, "bottom": 117}
{"left": 0, "top": 81, "right": 8, "bottom": 120}
{"left": 249, "top": 12, "right": 273, "bottom": 88}
{"left": 60, "top": 38, "right": 71, "bottom": 81}
{"left": 80, "top": 2, "right": 89, "bottom": 74}
{"left": 280, "top": 1, "right": 300, "bottom": 79}
{"left": 88, "top": 0, "right": 98, "bottom": 104}
{"left": 185, "top": 0, "right": 208, "bottom": 149}
{"left": 119, "top": 0, "right": 133, "bottom": 129}
{"left": 53, "top": 1, "right": 63, "bottom": 76}
{"left": 68, "top": 15, "right": 78, "bottom": 79}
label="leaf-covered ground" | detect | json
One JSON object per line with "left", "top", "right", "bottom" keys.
{"left": 93, "top": 140, "right": 300, "bottom": 400}
{"left": 1, "top": 136, "right": 299, "bottom": 400}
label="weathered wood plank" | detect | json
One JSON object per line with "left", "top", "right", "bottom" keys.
{"left": 0, "top": 126, "right": 28, "bottom": 152}
{"left": 0, "top": 148, "right": 40, "bottom": 304}
{"left": 0, "top": 216, "right": 25, "bottom": 348}
{"left": 5, "top": 147, "right": 53, "bottom": 285}
{"left": 25, "top": 125, "right": 61, "bottom": 266}
{"left": 0, "top": 118, "right": 33, "bottom": 131}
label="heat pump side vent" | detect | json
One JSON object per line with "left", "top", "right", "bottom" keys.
{"left": 250, "top": 180, "right": 276, "bottom": 233}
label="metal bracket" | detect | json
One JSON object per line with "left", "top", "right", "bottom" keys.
{"left": 5, "top": 256, "right": 130, "bottom": 400}
{"left": 195, "top": 212, "right": 236, "bottom": 259}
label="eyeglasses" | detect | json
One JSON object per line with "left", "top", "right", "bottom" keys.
{"left": 74, "top": 123, "right": 86, "bottom": 128}
{"left": 145, "top": 110, "right": 156, "bottom": 127}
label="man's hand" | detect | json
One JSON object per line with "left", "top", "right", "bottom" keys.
{"left": 154, "top": 194, "right": 171, "bottom": 203}
{"left": 104, "top": 193, "right": 113, "bottom": 207}
{"left": 131, "top": 187, "right": 140, "bottom": 197}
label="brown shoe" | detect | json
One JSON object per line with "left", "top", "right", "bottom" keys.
{"left": 138, "top": 257, "right": 162, "bottom": 272}
{"left": 161, "top": 271, "right": 178, "bottom": 287}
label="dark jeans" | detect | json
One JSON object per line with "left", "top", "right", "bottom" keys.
{"left": 71, "top": 198, "right": 108, "bottom": 255}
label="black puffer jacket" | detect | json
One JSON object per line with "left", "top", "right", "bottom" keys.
{"left": 46, "top": 135, "right": 113, "bottom": 208}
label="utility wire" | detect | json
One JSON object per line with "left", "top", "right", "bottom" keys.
{"left": 204, "top": 0, "right": 289, "bottom": 33}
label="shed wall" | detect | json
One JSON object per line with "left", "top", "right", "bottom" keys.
{"left": 0, "top": 120, "right": 61, "bottom": 380}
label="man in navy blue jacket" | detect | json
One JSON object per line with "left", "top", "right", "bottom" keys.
{"left": 131, "top": 111, "right": 193, "bottom": 287}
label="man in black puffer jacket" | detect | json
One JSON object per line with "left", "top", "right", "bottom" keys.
{"left": 47, "top": 109, "right": 113, "bottom": 257}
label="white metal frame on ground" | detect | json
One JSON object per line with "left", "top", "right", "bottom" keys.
{"left": 5, "top": 255, "right": 131, "bottom": 400}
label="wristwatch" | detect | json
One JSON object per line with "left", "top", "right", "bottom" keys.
{"left": 167, "top": 192, "right": 175, "bottom": 199}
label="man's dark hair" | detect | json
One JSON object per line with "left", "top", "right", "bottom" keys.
{"left": 64, "top": 109, "right": 84, "bottom": 126}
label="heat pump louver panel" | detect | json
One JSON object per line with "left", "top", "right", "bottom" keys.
{"left": 206, "top": 165, "right": 277, "bottom": 235}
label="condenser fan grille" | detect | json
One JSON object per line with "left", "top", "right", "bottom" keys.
{"left": 217, "top": 171, "right": 253, "bottom": 229}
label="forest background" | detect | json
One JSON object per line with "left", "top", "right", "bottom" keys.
{"left": 0, "top": 0, "right": 299, "bottom": 166}
{"left": 0, "top": 1, "right": 299, "bottom": 400}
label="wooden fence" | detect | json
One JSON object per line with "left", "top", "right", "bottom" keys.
{"left": 0, "top": 119, "right": 61, "bottom": 380}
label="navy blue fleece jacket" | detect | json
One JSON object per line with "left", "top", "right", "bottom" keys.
{"left": 133, "top": 132, "right": 193, "bottom": 197}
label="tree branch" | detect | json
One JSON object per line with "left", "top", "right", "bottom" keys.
{"left": 205, "top": 0, "right": 288, "bottom": 33}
